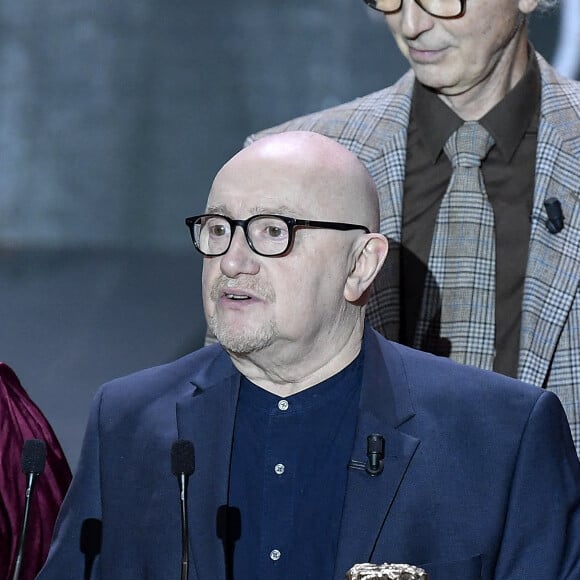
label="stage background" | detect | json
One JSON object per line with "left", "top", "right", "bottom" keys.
{"left": 0, "top": 1, "right": 576, "bottom": 469}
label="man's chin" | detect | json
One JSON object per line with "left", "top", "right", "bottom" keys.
{"left": 210, "top": 320, "right": 278, "bottom": 355}
{"left": 217, "top": 334, "right": 273, "bottom": 355}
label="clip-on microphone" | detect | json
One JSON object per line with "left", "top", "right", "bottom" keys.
{"left": 348, "top": 434, "right": 386, "bottom": 476}
{"left": 365, "top": 434, "right": 385, "bottom": 476}
{"left": 544, "top": 197, "right": 564, "bottom": 234}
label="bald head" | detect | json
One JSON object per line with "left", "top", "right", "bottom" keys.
{"left": 201, "top": 130, "right": 389, "bottom": 380}
{"left": 209, "top": 131, "right": 380, "bottom": 231}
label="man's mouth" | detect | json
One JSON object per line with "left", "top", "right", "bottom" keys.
{"left": 407, "top": 46, "right": 446, "bottom": 62}
{"left": 225, "top": 293, "right": 251, "bottom": 301}
{"left": 211, "top": 277, "right": 275, "bottom": 303}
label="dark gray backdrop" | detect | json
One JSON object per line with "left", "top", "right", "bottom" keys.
{"left": 0, "top": 1, "right": 569, "bottom": 468}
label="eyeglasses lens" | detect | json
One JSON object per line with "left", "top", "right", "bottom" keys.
{"left": 195, "top": 216, "right": 291, "bottom": 257}
{"left": 369, "top": 0, "right": 463, "bottom": 18}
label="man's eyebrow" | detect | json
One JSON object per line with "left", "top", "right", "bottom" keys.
{"left": 205, "top": 204, "right": 301, "bottom": 217}
{"left": 255, "top": 205, "right": 300, "bottom": 217}
{"left": 206, "top": 203, "right": 228, "bottom": 214}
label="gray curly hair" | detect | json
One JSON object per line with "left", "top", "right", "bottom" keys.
{"left": 535, "top": 0, "right": 560, "bottom": 11}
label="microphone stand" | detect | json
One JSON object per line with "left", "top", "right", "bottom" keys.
{"left": 12, "top": 439, "right": 46, "bottom": 580}
{"left": 171, "top": 439, "right": 195, "bottom": 580}
{"left": 12, "top": 472, "right": 38, "bottom": 580}
{"left": 178, "top": 472, "right": 190, "bottom": 580}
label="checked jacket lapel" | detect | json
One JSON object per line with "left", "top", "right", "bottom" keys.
{"left": 332, "top": 74, "right": 414, "bottom": 344}
{"left": 518, "top": 57, "right": 580, "bottom": 413}
{"left": 246, "top": 71, "right": 415, "bottom": 344}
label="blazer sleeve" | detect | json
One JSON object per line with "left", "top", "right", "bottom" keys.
{"left": 37, "top": 387, "right": 105, "bottom": 580}
{"left": 493, "top": 389, "right": 580, "bottom": 579}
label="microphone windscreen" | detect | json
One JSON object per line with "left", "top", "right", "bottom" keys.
{"left": 544, "top": 197, "right": 562, "bottom": 220}
{"left": 21, "top": 439, "right": 47, "bottom": 475}
{"left": 171, "top": 439, "right": 195, "bottom": 476}
{"left": 367, "top": 434, "right": 385, "bottom": 455}
{"left": 80, "top": 518, "right": 103, "bottom": 556}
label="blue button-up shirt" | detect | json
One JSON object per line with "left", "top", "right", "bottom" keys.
{"left": 229, "top": 352, "right": 363, "bottom": 580}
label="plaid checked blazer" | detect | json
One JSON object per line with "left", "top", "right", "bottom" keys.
{"left": 248, "top": 54, "right": 580, "bottom": 449}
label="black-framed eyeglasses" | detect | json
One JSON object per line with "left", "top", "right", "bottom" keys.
{"left": 185, "top": 214, "right": 370, "bottom": 257}
{"left": 362, "top": 0, "right": 466, "bottom": 19}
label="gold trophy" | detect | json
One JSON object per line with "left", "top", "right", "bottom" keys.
{"left": 346, "top": 563, "right": 428, "bottom": 579}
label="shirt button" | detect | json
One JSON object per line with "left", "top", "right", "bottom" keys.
{"left": 274, "top": 463, "right": 285, "bottom": 475}
{"left": 278, "top": 399, "right": 289, "bottom": 411}
{"left": 270, "top": 549, "right": 281, "bottom": 561}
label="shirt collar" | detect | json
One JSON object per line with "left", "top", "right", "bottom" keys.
{"left": 481, "top": 48, "right": 540, "bottom": 162}
{"left": 239, "top": 349, "right": 364, "bottom": 414}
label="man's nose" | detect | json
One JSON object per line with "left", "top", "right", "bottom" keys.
{"left": 219, "top": 226, "right": 260, "bottom": 278}
{"left": 398, "top": 0, "right": 435, "bottom": 39}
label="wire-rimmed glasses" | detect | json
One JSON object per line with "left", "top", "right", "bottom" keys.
{"left": 185, "top": 214, "right": 370, "bottom": 257}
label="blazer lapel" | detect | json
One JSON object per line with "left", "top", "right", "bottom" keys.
{"left": 519, "top": 56, "right": 580, "bottom": 386}
{"left": 176, "top": 354, "right": 240, "bottom": 580}
{"left": 334, "top": 330, "right": 421, "bottom": 579}
{"left": 248, "top": 71, "right": 415, "bottom": 343}
{"left": 334, "top": 420, "right": 420, "bottom": 579}
{"left": 362, "top": 73, "right": 415, "bottom": 342}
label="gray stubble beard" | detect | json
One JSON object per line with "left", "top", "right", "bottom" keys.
{"left": 207, "top": 314, "right": 278, "bottom": 354}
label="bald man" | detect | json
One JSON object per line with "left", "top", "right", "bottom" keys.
{"left": 39, "top": 132, "right": 580, "bottom": 580}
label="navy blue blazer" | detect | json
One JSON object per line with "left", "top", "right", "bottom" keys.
{"left": 38, "top": 328, "right": 580, "bottom": 579}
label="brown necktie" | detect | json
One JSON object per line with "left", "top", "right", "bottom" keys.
{"left": 415, "top": 121, "right": 496, "bottom": 369}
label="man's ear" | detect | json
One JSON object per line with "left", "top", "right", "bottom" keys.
{"left": 344, "top": 234, "right": 388, "bottom": 304}
{"left": 517, "top": 0, "right": 539, "bottom": 16}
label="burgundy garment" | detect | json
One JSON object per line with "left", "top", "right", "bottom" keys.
{"left": 0, "top": 362, "right": 72, "bottom": 580}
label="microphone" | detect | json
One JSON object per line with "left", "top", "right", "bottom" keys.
{"left": 544, "top": 197, "right": 564, "bottom": 234}
{"left": 365, "top": 434, "right": 385, "bottom": 476}
{"left": 80, "top": 518, "right": 103, "bottom": 580}
{"left": 216, "top": 505, "right": 242, "bottom": 580}
{"left": 12, "top": 439, "right": 47, "bottom": 580}
{"left": 171, "top": 439, "right": 195, "bottom": 580}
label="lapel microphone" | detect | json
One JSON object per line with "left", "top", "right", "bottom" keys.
{"left": 544, "top": 197, "right": 564, "bottom": 234}
{"left": 171, "top": 439, "right": 196, "bottom": 580}
{"left": 365, "top": 434, "right": 385, "bottom": 476}
{"left": 347, "top": 434, "right": 386, "bottom": 476}
{"left": 12, "top": 439, "right": 47, "bottom": 580}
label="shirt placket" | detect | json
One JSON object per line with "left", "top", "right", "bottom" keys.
{"left": 259, "top": 397, "right": 299, "bottom": 580}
